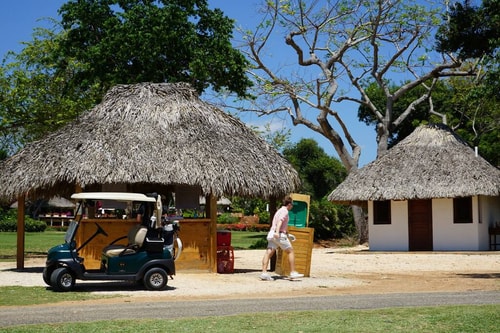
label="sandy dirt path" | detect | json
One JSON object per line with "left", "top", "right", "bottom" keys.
{"left": 1, "top": 246, "right": 498, "bottom": 301}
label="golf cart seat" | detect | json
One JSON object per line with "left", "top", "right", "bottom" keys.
{"left": 103, "top": 225, "right": 147, "bottom": 257}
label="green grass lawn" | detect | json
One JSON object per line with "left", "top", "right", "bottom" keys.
{"left": 0, "top": 304, "right": 498, "bottom": 332}
{"left": 229, "top": 230, "right": 267, "bottom": 249}
{"left": 0, "top": 231, "right": 65, "bottom": 259}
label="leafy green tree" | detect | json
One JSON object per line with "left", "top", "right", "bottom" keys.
{"left": 358, "top": 80, "right": 454, "bottom": 148}
{"left": 446, "top": 75, "right": 499, "bottom": 166}
{"left": 283, "top": 139, "right": 354, "bottom": 240}
{"left": 358, "top": 78, "right": 499, "bottom": 166}
{"left": 435, "top": 0, "right": 500, "bottom": 166}
{"left": 309, "top": 198, "right": 354, "bottom": 240}
{"left": 0, "top": 26, "right": 99, "bottom": 153}
{"left": 283, "top": 139, "right": 346, "bottom": 201}
{"left": 436, "top": 0, "right": 499, "bottom": 59}
{"left": 0, "top": 0, "right": 252, "bottom": 153}
{"left": 57, "top": 0, "right": 252, "bottom": 98}
{"left": 228, "top": 196, "right": 269, "bottom": 217}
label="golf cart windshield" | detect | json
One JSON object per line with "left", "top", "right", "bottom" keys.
{"left": 65, "top": 220, "right": 79, "bottom": 244}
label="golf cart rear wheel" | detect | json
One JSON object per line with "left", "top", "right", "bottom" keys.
{"left": 144, "top": 267, "right": 168, "bottom": 290}
{"left": 50, "top": 267, "right": 75, "bottom": 292}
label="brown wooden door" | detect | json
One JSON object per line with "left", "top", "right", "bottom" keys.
{"left": 408, "top": 199, "right": 433, "bottom": 251}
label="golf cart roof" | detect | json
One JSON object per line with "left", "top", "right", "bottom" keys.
{"left": 71, "top": 192, "right": 157, "bottom": 202}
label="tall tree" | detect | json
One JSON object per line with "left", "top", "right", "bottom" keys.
{"left": 357, "top": 80, "right": 454, "bottom": 148}
{"left": 57, "top": 0, "right": 252, "bottom": 98}
{"left": 283, "top": 139, "right": 346, "bottom": 201}
{"left": 282, "top": 139, "right": 354, "bottom": 240}
{"left": 0, "top": 0, "right": 252, "bottom": 153}
{"left": 234, "top": 0, "right": 473, "bottom": 243}
{"left": 436, "top": 0, "right": 499, "bottom": 167}
{"left": 358, "top": 78, "right": 499, "bottom": 166}
{"left": 0, "top": 26, "right": 99, "bottom": 153}
{"left": 447, "top": 75, "right": 499, "bottom": 166}
{"left": 436, "top": 0, "right": 499, "bottom": 59}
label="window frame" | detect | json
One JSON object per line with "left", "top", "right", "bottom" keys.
{"left": 453, "top": 197, "right": 473, "bottom": 224}
{"left": 373, "top": 200, "right": 391, "bottom": 225}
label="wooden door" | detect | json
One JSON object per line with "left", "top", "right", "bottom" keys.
{"left": 408, "top": 199, "right": 433, "bottom": 251}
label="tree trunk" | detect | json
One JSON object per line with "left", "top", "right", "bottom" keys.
{"left": 376, "top": 123, "right": 390, "bottom": 156}
{"left": 352, "top": 204, "right": 368, "bottom": 244}
{"left": 16, "top": 195, "right": 25, "bottom": 269}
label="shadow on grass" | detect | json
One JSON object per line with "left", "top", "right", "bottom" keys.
{"left": 2, "top": 266, "right": 44, "bottom": 273}
{"left": 45, "top": 281, "right": 177, "bottom": 293}
{"left": 231, "top": 268, "right": 260, "bottom": 273}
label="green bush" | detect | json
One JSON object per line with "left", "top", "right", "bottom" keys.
{"left": 217, "top": 213, "right": 239, "bottom": 224}
{"left": 28, "top": 219, "right": 47, "bottom": 232}
{"left": 258, "top": 211, "right": 270, "bottom": 224}
{"left": 0, "top": 209, "right": 47, "bottom": 232}
{"left": 0, "top": 218, "right": 16, "bottom": 232}
{"left": 245, "top": 224, "right": 269, "bottom": 232}
{"left": 249, "top": 237, "right": 268, "bottom": 249}
{"left": 309, "top": 198, "right": 355, "bottom": 240}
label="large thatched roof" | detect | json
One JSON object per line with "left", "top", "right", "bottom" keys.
{"left": 0, "top": 82, "right": 300, "bottom": 200}
{"left": 328, "top": 123, "right": 500, "bottom": 203}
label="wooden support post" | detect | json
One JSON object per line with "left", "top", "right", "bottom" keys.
{"left": 16, "top": 195, "right": 25, "bottom": 270}
{"left": 209, "top": 194, "right": 218, "bottom": 272}
{"left": 269, "top": 196, "right": 277, "bottom": 271}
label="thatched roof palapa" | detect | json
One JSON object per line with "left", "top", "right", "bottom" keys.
{"left": 328, "top": 123, "right": 500, "bottom": 203}
{"left": 0, "top": 82, "right": 300, "bottom": 200}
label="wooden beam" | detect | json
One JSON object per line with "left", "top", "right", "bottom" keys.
{"left": 209, "top": 194, "right": 217, "bottom": 273}
{"left": 269, "top": 196, "right": 277, "bottom": 271}
{"left": 16, "top": 195, "right": 25, "bottom": 269}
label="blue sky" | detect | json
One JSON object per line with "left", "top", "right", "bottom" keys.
{"left": 0, "top": 0, "right": 377, "bottom": 165}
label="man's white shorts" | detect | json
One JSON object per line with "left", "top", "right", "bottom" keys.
{"left": 267, "top": 233, "right": 292, "bottom": 250}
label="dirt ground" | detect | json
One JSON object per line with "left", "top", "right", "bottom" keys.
{"left": 0, "top": 245, "right": 498, "bottom": 302}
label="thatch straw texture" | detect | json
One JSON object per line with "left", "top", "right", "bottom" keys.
{"left": 328, "top": 124, "right": 500, "bottom": 203}
{"left": 0, "top": 82, "right": 299, "bottom": 200}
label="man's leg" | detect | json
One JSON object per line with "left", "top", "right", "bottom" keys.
{"left": 285, "top": 247, "right": 304, "bottom": 278}
{"left": 262, "top": 247, "right": 275, "bottom": 272}
{"left": 284, "top": 247, "right": 296, "bottom": 272}
{"left": 260, "top": 247, "right": 276, "bottom": 280}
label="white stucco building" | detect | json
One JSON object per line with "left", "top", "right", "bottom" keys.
{"left": 329, "top": 124, "right": 500, "bottom": 251}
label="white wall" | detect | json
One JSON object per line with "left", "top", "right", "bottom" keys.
{"left": 368, "top": 196, "right": 499, "bottom": 252}
{"left": 432, "top": 198, "right": 480, "bottom": 251}
{"left": 368, "top": 200, "right": 408, "bottom": 251}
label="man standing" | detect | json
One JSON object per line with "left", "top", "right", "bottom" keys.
{"left": 260, "top": 196, "right": 304, "bottom": 281}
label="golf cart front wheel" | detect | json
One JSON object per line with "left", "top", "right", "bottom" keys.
{"left": 50, "top": 267, "right": 75, "bottom": 292}
{"left": 42, "top": 267, "right": 51, "bottom": 286}
{"left": 143, "top": 267, "right": 168, "bottom": 290}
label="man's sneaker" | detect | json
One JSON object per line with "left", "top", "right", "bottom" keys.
{"left": 289, "top": 271, "right": 304, "bottom": 279}
{"left": 260, "top": 272, "right": 273, "bottom": 281}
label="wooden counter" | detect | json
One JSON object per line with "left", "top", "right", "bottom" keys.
{"left": 175, "top": 218, "right": 214, "bottom": 271}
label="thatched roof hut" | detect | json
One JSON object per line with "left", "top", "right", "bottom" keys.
{"left": 0, "top": 82, "right": 300, "bottom": 200}
{"left": 328, "top": 123, "right": 500, "bottom": 203}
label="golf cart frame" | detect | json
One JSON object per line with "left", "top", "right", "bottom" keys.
{"left": 43, "top": 192, "right": 182, "bottom": 292}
